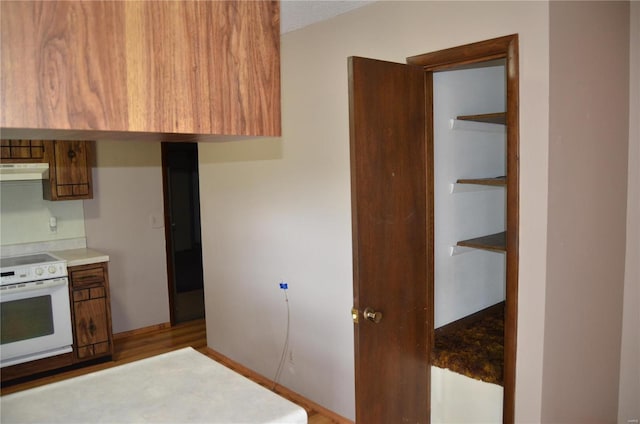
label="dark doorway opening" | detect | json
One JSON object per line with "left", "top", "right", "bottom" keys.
{"left": 161, "top": 142, "right": 205, "bottom": 324}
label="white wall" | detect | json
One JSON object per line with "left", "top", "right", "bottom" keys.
{"left": 199, "top": 1, "right": 550, "bottom": 420}
{"left": 618, "top": 1, "right": 640, "bottom": 422}
{"left": 83, "top": 140, "right": 170, "bottom": 334}
{"left": 431, "top": 367, "right": 503, "bottom": 423}
{"left": 543, "top": 1, "right": 630, "bottom": 421}
{"left": 0, "top": 181, "right": 85, "bottom": 247}
{"left": 433, "top": 65, "right": 506, "bottom": 327}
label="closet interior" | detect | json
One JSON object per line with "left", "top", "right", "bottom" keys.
{"left": 430, "top": 59, "right": 508, "bottom": 422}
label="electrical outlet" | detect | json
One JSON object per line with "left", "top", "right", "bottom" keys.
{"left": 49, "top": 216, "right": 57, "bottom": 233}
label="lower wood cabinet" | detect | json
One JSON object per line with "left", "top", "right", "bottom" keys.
{"left": 69, "top": 262, "right": 113, "bottom": 362}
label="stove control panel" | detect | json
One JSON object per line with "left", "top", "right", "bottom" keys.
{"left": 0, "top": 261, "right": 67, "bottom": 286}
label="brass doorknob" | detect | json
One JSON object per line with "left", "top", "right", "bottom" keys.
{"left": 363, "top": 307, "right": 382, "bottom": 323}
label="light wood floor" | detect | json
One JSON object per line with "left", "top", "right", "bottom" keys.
{"left": 1, "top": 319, "right": 344, "bottom": 424}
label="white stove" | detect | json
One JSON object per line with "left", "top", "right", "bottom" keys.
{"left": 0, "top": 252, "right": 67, "bottom": 286}
{"left": 0, "top": 252, "right": 73, "bottom": 368}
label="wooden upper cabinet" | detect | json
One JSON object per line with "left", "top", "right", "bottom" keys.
{"left": 0, "top": 139, "right": 93, "bottom": 201}
{"left": 0, "top": 1, "right": 281, "bottom": 141}
{"left": 0, "top": 140, "right": 47, "bottom": 161}
{"left": 44, "top": 140, "right": 93, "bottom": 201}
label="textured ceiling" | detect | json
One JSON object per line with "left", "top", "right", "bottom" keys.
{"left": 280, "top": 0, "right": 375, "bottom": 33}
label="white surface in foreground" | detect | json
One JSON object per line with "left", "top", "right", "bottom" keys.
{"left": 431, "top": 366, "right": 503, "bottom": 423}
{"left": 1, "top": 347, "right": 307, "bottom": 424}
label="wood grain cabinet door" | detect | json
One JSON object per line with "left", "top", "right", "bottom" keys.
{"left": 0, "top": 140, "right": 46, "bottom": 161}
{"left": 69, "top": 263, "right": 113, "bottom": 362}
{"left": 73, "top": 294, "right": 109, "bottom": 359}
{"left": 0, "top": 1, "right": 280, "bottom": 140}
{"left": 43, "top": 140, "right": 93, "bottom": 200}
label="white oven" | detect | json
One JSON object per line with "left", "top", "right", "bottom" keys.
{"left": 0, "top": 253, "right": 73, "bottom": 368}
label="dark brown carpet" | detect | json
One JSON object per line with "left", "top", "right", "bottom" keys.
{"left": 433, "top": 302, "right": 504, "bottom": 386}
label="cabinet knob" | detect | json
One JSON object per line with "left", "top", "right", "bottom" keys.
{"left": 68, "top": 149, "right": 76, "bottom": 159}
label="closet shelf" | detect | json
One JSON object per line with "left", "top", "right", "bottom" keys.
{"left": 457, "top": 231, "right": 506, "bottom": 253}
{"left": 449, "top": 177, "right": 505, "bottom": 194}
{"left": 456, "top": 176, "right": 506, "bottom": 187}
{"left": 456, "top": 112, "right": 506, "bottom": 125}
{"left": 449, "top": 117, "right": 505, "bottom": 133}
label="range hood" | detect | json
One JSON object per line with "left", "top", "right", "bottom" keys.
{"left": 0, "top": 163, "right": 49, "bottom": 181}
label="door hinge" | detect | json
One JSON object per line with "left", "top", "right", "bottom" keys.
{"left": 351, "top": 308, "right": 359, "bottom": 324}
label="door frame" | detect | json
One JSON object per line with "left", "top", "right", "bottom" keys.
{"left": 160, "top": 142, "right": 177, "bottom": 325}
{"left": 407, "top": 34, "right": 519, "bottom": 422}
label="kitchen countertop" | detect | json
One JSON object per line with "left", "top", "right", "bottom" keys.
{"left": 53, "top": 248, "right": 109, "bottom": 267}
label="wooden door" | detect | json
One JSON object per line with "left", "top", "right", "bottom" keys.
{"left": 349, "top": 56, "right": 433, "bottom": 423}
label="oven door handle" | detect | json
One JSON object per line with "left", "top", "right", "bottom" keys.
{"left": 0, "top": 277, "right": 68, "bottom": 295}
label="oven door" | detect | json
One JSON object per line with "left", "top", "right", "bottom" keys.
{"left": 0, "top": 277, "right": 73, "bottom": 367}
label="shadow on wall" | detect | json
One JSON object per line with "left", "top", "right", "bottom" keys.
{"left": 198, "top": 137, "right": 283, "bottom": 164}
